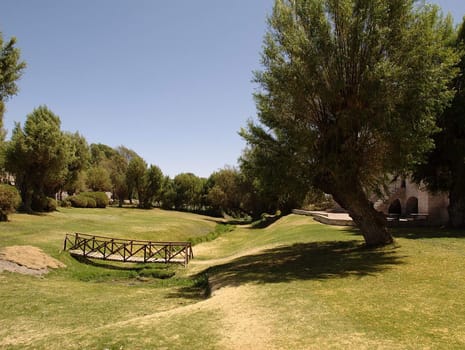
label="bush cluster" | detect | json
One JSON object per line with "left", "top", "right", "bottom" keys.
{"left": 0, "top": 184, "right": 21, "bottom": 221}
{"left": 32, "top": 196, "right": 57, "bottom": 212}
{"left": 66, "top": 192, "right": 109, "bottom": 208}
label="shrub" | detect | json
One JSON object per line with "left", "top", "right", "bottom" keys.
{"left": 60, "top": 198, "right": 72, "bottom": 208}
{"left": 44, "top": 197, "right": 58, "bottom": 212}
{"left": 31, "top": 195, "right": 57, "bottom": 212}
{"left": 0, "top": 184, "right": 21, "bottom": 221}
{"left": 68, "top": 192, "right": 109, "bottom": 209}
{"left": 85, "top": 197, "right": 97, "bottom": 208}
{"left": 82, "top": 192, "right": 109, "bottom": 208}
{"left": 69, "top": 195, "right": 88, "bottom": 208}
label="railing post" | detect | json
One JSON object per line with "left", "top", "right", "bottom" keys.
{"left": 184, "top": 244, "right": 189, "bottom": 267}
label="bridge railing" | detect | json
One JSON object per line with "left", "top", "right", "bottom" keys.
{"left": 64, "top": 233, "right": 194, "bottom": 266}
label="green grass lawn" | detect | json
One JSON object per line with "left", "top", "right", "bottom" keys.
{"left": 1, "top": 209, "right": 465, "bottom": 349}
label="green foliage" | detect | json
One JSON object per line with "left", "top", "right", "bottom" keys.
{"left": 126, "top": 158, "right": 164, "bottom": 209}
{"left": 82, "top": 191, "right": 109, "bottom": 208}
{"left": 173, "top": 173, "right": 204, "bottom": 211}
{"left": 302, "top": 190, "right": 336, "bottom": 211}
{"left": 68, "top": 192, "right": 109, "bottom": 209}
{"left": 85, "top": 196, "right": 97, "bottom": 208}
{"left": 0, "top": 33, "right": 26, "bottom": 141}
{"left": 31, "top": 196, "right": 57, "bottom": 212}
{"left": 137, "top": 267, "right": 176, "bottom": 279}
{"left": 60, "top": 198, "right": 72, "bottom": 208}
{"left": 413, "top": 17, "right": 465, "bottom": 227}
{"left": 87, "top": 144, "right": 140, "bottom": 207}
{"left": 109, "top": 152, "right": 130, "bottom": 207}
{"left": 160, "top": 176, "right": 176, "bottom": 209}
{"left": 0, "top": 184, "right": 20, "bottom": 221}
{"left": 206, "top": 167, "right": 244, "bottom": 216}
{"left": 68, "top": 194, "right": 89, "bottom": 208}
{"left": 188, "top": 224, "right": 235, "bottom": 245}
{"left": 86, "top": 166, "right": 112, "bottom": 192}
{"left": 126, "top": 156, "right": 147, "bottom": 204}
{"left": 241, "top": 0, "right": 459, "bottom": 245}
{"left": 139, "top": 164, "right": 164, "bottom": 209}
{"left": 90, "top": 143, "right": 119, "bottom": 166}
{"left": 62, "top": 132, "right": 90, "bottom": 195}
{"left": 240, "top": 145, "right": 309, "bottom": 216}
{"left": 4, "top": 106, "right": 69, "bottom": 212}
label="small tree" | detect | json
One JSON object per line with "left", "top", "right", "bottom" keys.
{"left": 160, "top": 176, "right": 176, "bottom": 210}
{"left": 173, "top": 173, "right": 204, "bottom": 211}
{"left": 139, "top": 165, "right": 163, "bottom": 209}
{"left": 61, "top": 132, "right": 90, "bottom": 196}
{"left": 206, "top": 167, "right": 244, "bottom": 216}
{"left": 109, "top": 152, "right": 129, "bottom": 207}
{"left": 0, "top": 184, "right": 20, "bottom": 221}
{"left": 126, "top": 156, "right": 147, "bottom": 206}
{"left": 5, "top": 106, "right": 69, "bottom": 212}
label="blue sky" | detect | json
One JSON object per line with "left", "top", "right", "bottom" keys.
{"left": 1, "top": 1, "right": 464, "bottom": 178}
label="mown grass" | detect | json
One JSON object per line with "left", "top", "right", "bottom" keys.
{"left": 1, "top": 209, "right": 465, "bottom": 349}
{"left": 0, "top": 207, "right": 216, "bottom": 254}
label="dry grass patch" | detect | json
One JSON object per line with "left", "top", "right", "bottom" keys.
{"left": 0, "top": 245, "right": 65, "bottom": 275}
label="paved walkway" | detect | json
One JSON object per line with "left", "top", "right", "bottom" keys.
{"left": 292, "top": 210, "right": 354, "bottom": 226}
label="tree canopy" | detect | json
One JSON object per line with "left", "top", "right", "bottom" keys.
{"left": 5, "top": 106, "right": 69, "bottom": 211}
{"left": 0, "top": 33, "right": 26, "bottom": 141}
{"left": 241, "top": 0, "right": 459, "bottom": 246}
{"left": 413, "top": 17, "right": 465, "bottom": 228}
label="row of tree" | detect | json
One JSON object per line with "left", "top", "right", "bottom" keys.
{"left": 0, "top": 105, "right": 319, "bottom": 217}
{"left": 0, "top": 27, "right": 324, "bottom": 219}
{"left": 0, "top": 103, "right": 319, "bottom": 217}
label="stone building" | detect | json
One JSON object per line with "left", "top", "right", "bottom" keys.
{"left": 374, "top": 178, "right": 449, "bottom": 225}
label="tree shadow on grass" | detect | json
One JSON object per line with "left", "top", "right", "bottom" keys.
{"left": 390, "top": 227, "right": 465, "bottom": 240}
{"left": 71, "top": 255, "right": 148, "bottom": 271}
{"left": 173, "top": 240, "right": 405, "bottom": 299}
{"left": 339, "top": 225, "right": 465, "bottom": 240}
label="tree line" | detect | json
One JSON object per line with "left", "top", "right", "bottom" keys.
{"left": 0, "top": 103, "right": 320, "bottom": 219}
{"left": 0, "top": 103, "right": 324, "bottom": 219}
{"left": 0, "top": 29, "right": 326, "bottom": 220}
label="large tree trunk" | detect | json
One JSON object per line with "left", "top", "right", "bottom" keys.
{"left": 19, "top": 182, "right": 33, "bottom": 213}
{"left": 319, "top": 175, "right": 393, "bottom": 247}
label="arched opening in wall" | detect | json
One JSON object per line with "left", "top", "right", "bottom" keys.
{"left": 406, "top": 197, "right": 419, "bottom": 215}
{"left": 388, "top": 199, "right": 402, "bottom": 215}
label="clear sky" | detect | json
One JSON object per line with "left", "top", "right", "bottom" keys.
{"left": 1, "top": 1, "right": 464, "bottom": 178}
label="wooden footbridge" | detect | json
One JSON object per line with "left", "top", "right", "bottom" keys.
{"left": 63, "top": 233, "right": 194, "bottom": 266}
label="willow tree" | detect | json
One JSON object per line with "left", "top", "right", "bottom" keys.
{"left": 241, "top": 0, "right": 458, "bottom": 246}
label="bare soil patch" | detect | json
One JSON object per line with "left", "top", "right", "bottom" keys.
{"left": 0, "top": 245, "right": 65, "bottom": 276}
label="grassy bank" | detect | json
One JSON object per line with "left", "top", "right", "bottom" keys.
{"left": 1, "top": 209, "right": 465, "bottom": 349}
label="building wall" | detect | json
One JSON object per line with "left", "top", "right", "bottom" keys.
{"left": 377, "top": 178, "right": 449, "bottom": 225}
